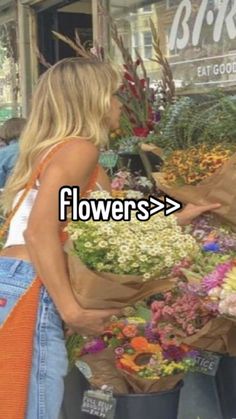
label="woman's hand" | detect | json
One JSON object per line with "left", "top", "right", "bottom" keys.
{"left": 63, "top": 304, "right": 120, "bottom": 336}
{"left": 176, "top": 202, "right": 221, "bottom": 226}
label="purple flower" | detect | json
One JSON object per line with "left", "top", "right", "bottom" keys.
{"left": 83, "top": 339, "right": 106, "bottom": 354}
{"left": 188, "top": 350, "right": 199, "bottom": 359}
{"left": 145, "top": 323, "right": 159, "bottom": 343}
{"left": 163, "top": 345, "right": 186, "bottom": 362}
{"left": 115, "top": 347, "right": 125, "bottom": 357}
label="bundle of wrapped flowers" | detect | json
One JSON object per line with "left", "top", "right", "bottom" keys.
{"left": 65, "top": 191, "right": 199, "bottom": 310}
{"left": 70, "top": 311, "right": 197, "bottom": 393}
{"left": 64, "top": 191, "right": 200, "bottom": 393}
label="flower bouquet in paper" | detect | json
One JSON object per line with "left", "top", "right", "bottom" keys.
{"left": 152, "top": 148, "right": 236, "bottom": 228}
{"left": 188, "top": 259, "right": 236, "bottom": 356}
{"left": 64, "top": 191, "right": 199, "bottom": 311}
{"left": 160, "top": 145, "right": 232, "bottom": 187}
{"left": 71, "top": 308, "right": 197, "bottom": 394}
{"left": 159, "top": 216, "right": 236, "bottom": 354}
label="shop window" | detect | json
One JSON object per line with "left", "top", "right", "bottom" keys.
{"left": 142, "top": 5, "right": 152, "bottom": 12}
{"left": 143, "top": 31, "right": 152, "bottom": 59}
{"left": 132, "top": 32, "right": 140, "bottom": 58}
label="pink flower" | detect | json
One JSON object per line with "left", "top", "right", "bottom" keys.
{"left": 111, "top": 178, "right": 125, "bottom": 190}
{"left": 203, "top": 262, "right": 234, "bottom": 292}
{"left": 162, "top": 306, "right": 174, "bottom": 317}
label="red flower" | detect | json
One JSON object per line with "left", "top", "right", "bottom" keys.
{"left": 133, "top": 127, "right": 149, "bottom": 137}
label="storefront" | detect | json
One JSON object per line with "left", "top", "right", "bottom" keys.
{"left": 105, "top": 0, "right": 236, "bottom": 94}
{"left": 0, "top": 0, "right": 102, "bottom": 116}
{"left": 0, "top": 0, "right": 235, "bottom": 118}
{"left": 0, "top": 0, "right": 21, "bottom": 123}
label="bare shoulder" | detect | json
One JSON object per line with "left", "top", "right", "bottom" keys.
{"left": 50, "top": 138, "right": 98, "bottom": 164}
{"left": 39, "top": 138, "right": 99, "bottom": 187}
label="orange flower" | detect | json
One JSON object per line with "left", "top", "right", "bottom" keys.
{"left": 123, "top": 325, "right": 138, "bottom": 338}
{"left": 131, "top": 337, "right": 149, "bottom": 351}
{"left": 180, "top": 343, "right": 191, "bottom": 353}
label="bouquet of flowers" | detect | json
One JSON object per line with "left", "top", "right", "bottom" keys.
{"left": 64, "top": 191, "right": 200, "bottom": 392}
{"left": 150, "top": 286, "right": 213, "bottom": 346}
{"left": 161, "top": 145, "right": 232, "bottom": 186}
{"left": 150, "top": 280, "right": 234, "bottom": 354}
{"left": 71, "top": 310, "right": 197, "bottom": 393}
{"left": 65, "top": 191, "right": 199, "bottom": 310}
{"left": 189, "top": 214, "right": 236, "bottom": 254}
{"left": 152, "top": 151, "right": 236, "bottom": 228}
{"left": 200, "top": 260, "right": 236, "bottom": 317}
{"left": 155, "top": 215, "right": 236, "bottom": 354}
{"left": 111, "top": 169, "right": 155, "bottom": 199}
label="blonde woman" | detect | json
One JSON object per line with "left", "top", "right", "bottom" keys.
{"left": 0, "top": 57, "right": 220, "bottom": 419}
{"left": 0, "top": 58, "right": 121, "bottom": 419}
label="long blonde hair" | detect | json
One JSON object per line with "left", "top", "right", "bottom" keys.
{"left": 1, "top": 57, "right": 121, "bottom": 213}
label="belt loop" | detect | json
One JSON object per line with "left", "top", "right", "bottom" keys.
{"left": 8, "top": 260, "right": 22, "bottom": 277}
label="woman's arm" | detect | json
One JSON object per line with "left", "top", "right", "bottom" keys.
{"left": 96, "top": 165, "right": 112, "bottom": 193}
{"left": 24, "top": 140, "right": 118, "bottom": 335}
{"left": 175, "top": 202, "right": 221, "bottom": 226}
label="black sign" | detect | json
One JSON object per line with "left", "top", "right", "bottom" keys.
{"left": 81, "top": 389, "right": 117, "bottom": 419}
{"left": 194, "top": 350, "right": 221, "bottom": 376}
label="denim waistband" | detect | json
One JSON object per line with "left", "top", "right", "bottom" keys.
{"left": 0, "top": 257, "right": 36, "bottom": 287}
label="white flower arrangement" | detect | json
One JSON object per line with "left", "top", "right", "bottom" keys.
{"left": 66, "top": 192, "right": 199, "bottom": 280}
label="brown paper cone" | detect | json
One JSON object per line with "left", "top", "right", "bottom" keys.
{"left": 121, "top": 371, "right": 184, "bottom": 394}
{"left": 78, "top": 348, "right": 129, "bottom": 394}
{"left": 64, "top": 240, "right": 174, "bottom": 310}
{"left": 152, "top": 152, "right": 236, "bottom": 228}
{"left": 183, "top": 317, "right": 233, "bottom": 353}
{"left": 223, "top": 319, "right": 236, "bottom": 356}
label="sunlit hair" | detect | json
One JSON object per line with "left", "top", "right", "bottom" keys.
{"left": 1, "top": 57, "right": 121, "bottom": 213}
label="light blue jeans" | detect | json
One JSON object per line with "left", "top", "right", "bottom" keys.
{"left": 0, "top": 257, "right": 68, "bottom": 419}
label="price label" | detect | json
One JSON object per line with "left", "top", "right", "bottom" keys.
{"left": 81, "top": 389, "right": 117, "bottom": 419}
{"left": 194, "top": 350, "right": 221, "bottom": 376}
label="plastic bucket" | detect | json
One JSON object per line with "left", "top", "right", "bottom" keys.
{"left": 114, "top": 381, "right": 183, "bottom": 419}
{"left": 118, "top": 153, "right": 146, "bottom": 175}
{"left": 62, "top": 366, "right": 183, "bottom": 419}
{"left": 216, "top": 355, "right": 236, "bottom": 419}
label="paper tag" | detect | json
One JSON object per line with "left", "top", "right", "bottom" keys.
{"left": 194, "top": 350, "right": 221, "bottom": 376}
{"left": 81, "top": 389, "right": 117, "bottom": 419}
{"left": 75, "top": 360, "right": 92, "bottom": 380}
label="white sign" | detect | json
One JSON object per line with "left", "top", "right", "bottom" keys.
{"left": 167, "top": 0, "right": 236, "bottom": 88}
{"left": 169, "top": 0, "right": 236, "bottom": 51}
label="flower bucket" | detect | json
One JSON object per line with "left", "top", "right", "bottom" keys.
{"left": 62, "top": 366, "right": 183, "bottom": 419}
{"left": 112, "top": 381, "right": 183, "bottom": 419}
{"left": 216, "top": 355, "right": 236, "bottom": 419}
{"left": 118, "top": 152, "right": 146, "bottom": 175}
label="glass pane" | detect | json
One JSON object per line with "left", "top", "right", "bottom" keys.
{"left": 142, "top": 5, "right": 152, "bottom": 11}
{"left": 143, "top": 31, "right": 152, "bottom": 45}
{"left": 144, "top": 45, "right": 153, "bottom": 59}
{"left": 0, "top": 20, "right": 21, "bottom": 123}
{"left": 109, "top": 0, "right": 236, "bottom": 93}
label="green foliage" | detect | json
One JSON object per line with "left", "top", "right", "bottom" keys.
{"left": 66, "top": 334, "right": 85, "bottom": 369}
{"left": 152, "top": 92, "right": 236, "bottom": 151}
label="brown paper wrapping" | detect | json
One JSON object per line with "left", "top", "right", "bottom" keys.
{"left": 183, "top": 317, "right": 234, "bottom": 354}
{"left": 78, "top": 349, "right": 183, "bottom": 394}
{"left": 223, "top": 318, "right": 236, "bottom": 357}
{"left": 121, "top": 371, "right": 183, "bottom": 394}
{"left": 152, "top": 152, "right": 236, "bottom": 228}
{"left": 78, "top": 349, "right": 129, "bottom": 394}
{"left": 64, "top": 240, "right": 174, "bottom": 310}
{"left": 65, "top": 240, "right": 178, "bottom": 394}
